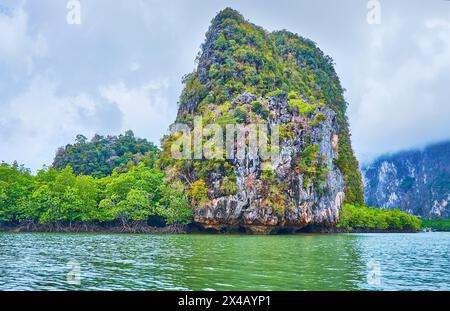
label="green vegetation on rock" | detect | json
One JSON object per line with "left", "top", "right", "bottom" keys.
{"left": 189, "top": 179, "right": 209, "bottom": 207}
{"left": 295, "top": 144, "right": 329, "bottom": 193}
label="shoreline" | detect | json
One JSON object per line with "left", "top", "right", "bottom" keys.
{"left": 0, "top": 222, "right": 422, "bottom": 234}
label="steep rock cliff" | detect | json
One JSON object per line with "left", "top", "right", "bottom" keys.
{"left": 192, "top": 92, "right": 345, "bottom": 232}
{"left": 159, "top": 8, "right": 362, "bottom": 232}
{"left": 363, "top": 141, "right": 450, "bottom": 218}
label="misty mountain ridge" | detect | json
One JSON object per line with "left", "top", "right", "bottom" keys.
{"left": 363, "top": 140, "right": 450, "bottom": 218}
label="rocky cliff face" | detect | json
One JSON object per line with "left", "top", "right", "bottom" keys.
{"left": 193, "top": 92, "right": 345, "bottom": 232}
{"left": 160, "top": 8, "right": 362, "bottom": 232}
{"left": 363, "top": 141, "right": 450, "bottom": 218}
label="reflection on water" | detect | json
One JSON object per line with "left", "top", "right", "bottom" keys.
{"left": 0, "top": 232, "right": 448, "bottom": 290}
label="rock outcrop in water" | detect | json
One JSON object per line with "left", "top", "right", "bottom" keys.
{"left": 159, "top": 8, "right": 363, "bottom": 233}
{"left": 192, "top": 93, "right": 346, "bottom": 232}
{"left": 363, "top": 141, "right": 450, "bottom": 218}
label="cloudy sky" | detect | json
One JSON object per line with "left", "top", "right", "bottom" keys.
{"left": 0, "top": 0, "right": 449, "bottom": 170}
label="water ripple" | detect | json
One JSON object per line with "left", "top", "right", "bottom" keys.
{"left": 0, "top": 232, "right": 448, "bottom": 290}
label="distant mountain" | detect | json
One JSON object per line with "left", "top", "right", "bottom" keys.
{"left": 363, "top": 141, "right": 450, "bottom": 218}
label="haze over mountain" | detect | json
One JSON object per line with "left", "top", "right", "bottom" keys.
{"left": 363, "top": 141, "right": 450, "bottom": 218}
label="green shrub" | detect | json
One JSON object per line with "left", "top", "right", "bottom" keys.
{"left": 216, "top": 114, "right": 238, "bottom": 125}
{"left": 311, "top": 112, "right": 326, "bottom": 127}
{"left": 233, "top": 107, "right": 248, "bottom": 123}
{"left": 221, "top": 176, "right": 238, "bottom": 196}
{"left": 251, "top": 100, "right": 269, "bottom": 118}
{"left": 263, "top": 186, "right": 287, "bottom": 216}
{"left": 190, "top": 180, "right": 209, "bottom": 206}
{"left": 287, "top": 91, "right": 298, "bottom": 100}
{"left": 260, "top": 166, "right": 276, "bottom": 183}
{"left": 296, "top": 144, "right": 329, "bottom": 190}
{"left": 288, "top": 98, "right": 317, "bottom": 116}
{"left": 337, "top": 204, "right": 422, "bottom": 231}
{"left": 279, "top": 123, "right": 294, "bottom": 140}
{"left": 422, "top": 219, "right": 450, "bottom": 231}
{"left": 266, "top": 89, "right": 283, "bottom": 97}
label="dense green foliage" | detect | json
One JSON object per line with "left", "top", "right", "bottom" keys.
{"left": 0, "top": 163, "right": 34, "bottom": 223}
{"left": 53, "top": 130, "right": 159, "bottom": 178}
{"left": 174, "top": 8, "right": 363, "bottom": 205}
{"left": 337, "top": 204, "right": 422, "bottom": 231}
{"left": 0, "top": 161, "right": 192, "bottom": 226}
{"left": 422, "top": 219, "right": 450, "bottom": 231}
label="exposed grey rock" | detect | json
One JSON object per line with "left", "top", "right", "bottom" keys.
{"left": 363, "top": 141, "right": 450, "bottom": 218}
{"left": 194, "top": 94, "right": 345, "bottom": 232}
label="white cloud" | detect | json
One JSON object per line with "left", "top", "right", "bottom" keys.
{"left": 0, "top": 6, "right": 28, "bottom": 56}
{"left": 129, "top": 61, "right": 140, "bottom": 72}
{"left": 0, "top": 76, "right": 102, "bottom": 170}
{"left": 0, "top": 6, "right": 47, "bottom": 76}
{"left": 0, "top": 76, "right": 177, "bottom": 170}
{"left": 351, "top": 17, "right": 450, "bottom": 163}
{"left": 99, "top": 79, "right": 176, "bottom": 143}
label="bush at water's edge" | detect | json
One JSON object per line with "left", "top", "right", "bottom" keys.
{"left": 422, "top": 219, "right": 450, "bottom": 231}
{"left": 337, "top": 204, "right": 422, "bottom": 232}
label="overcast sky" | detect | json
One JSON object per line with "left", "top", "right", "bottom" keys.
{"left": 0, "top": 0, "right": 449, "bottom": 170}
